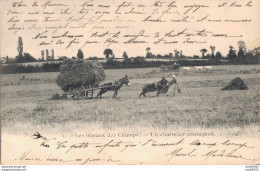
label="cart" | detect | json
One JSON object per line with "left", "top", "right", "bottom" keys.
{"left": 66, "top": 85, "right": 119, "bottom": 100}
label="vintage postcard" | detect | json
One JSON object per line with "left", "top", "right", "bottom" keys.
{"left": 0, "top": 0, "right": 259, "bottom": 165}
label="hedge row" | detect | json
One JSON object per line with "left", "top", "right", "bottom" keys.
{"left": 0, "top": 58, "right": 257, "bottom": 74}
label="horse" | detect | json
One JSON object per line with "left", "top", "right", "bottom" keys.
{"left": 97, "top": 75, "right": 130, "bottom": 98}
{"left": 139, "top": 79, "right": 169, "bottom": 98}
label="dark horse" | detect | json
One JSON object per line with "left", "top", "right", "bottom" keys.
{"left": 97, "top": 75, "right": 130, "bottom": 98}
{"left": 139, "top": 78, "right": 168, "bottom": 98}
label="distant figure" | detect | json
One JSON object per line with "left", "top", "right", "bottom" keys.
{"left": 167, "top": 74, "right": 178, "bottom": 97}
{"left": 160, "top": 76, "right": 167, "bottom": 88}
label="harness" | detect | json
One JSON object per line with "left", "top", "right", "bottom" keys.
{"left": 112, "top": 80, "right": 119, "bottom": 85}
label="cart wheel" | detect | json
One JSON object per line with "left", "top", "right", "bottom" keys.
{"left": 68, "top": 87, "right": 86, "bottom": 100}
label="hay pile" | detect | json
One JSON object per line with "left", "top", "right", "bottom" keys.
{"left": 222, "top": 77, "right": 248, "bottom": 90}
{"left": 56, "top": 59, "right": 106, "bottom": 92}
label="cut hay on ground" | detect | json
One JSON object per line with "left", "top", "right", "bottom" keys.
{"left": 222, "top": 77, "right": 248, "bottom": 90}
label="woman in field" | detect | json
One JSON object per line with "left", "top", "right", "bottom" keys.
{"left": 167, "top": 74, "right": 179, "bottom": 97}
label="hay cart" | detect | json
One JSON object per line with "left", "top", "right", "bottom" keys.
{"left": 160, "top": 63, "right": 180, "bottom": 72}
{"left": 66, "top": 85, "right": 119, "bottom": 100}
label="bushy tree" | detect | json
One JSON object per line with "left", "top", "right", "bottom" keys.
{"left": 244, "top": 47, "right": 260, "bottom": 63}
{"left": 200, "top": 49, "right": 207, "bottom": 58}
{"left": 56, "top": 59, "right": 106, "bottom": 92}
{"left": 15, "top": 53, "right": 37, "bottom": 63}
{"left": 104, "top": 49, "right": 113, "bottom": 58}
{"left": 215, "top": 51, "right": 222, "bottom": 59}
{"left": 157, "top": 54, "right": 163, "bottom": 58}
{"left": 237, "top": 41, "right": 246, "bottom": 59}
{"left": 133, "top": 57, "right": 147, "bottom": 65}
{"left": 193, "top": 55, "right": 199, "bottom": 59}
{"left": 23, "top": 53, "right": 37, "bottom": 62}
{"left": 123, "top": 57, "right": 132, "bottom": 65}
{"left": 123, "top": 51, "right": 128, "bottom": 58}
{"left": 228, "top": 46, "right": 237, "bottom": 61}
{"left": 146, "top": 52, "right": 154, "bottom": 58}
{"left": 146, "top": 47, "right": 151, "bottom": 53}
{"left": 77, "top": 49, "right": 84, "bottom": 59}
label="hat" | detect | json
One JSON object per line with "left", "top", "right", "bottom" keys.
{"left": 172, "top": 74, "right": 176, "bottom": 78}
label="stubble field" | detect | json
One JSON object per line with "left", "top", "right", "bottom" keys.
{"left": 1, "top": 65, "right": 260, "bottom": 136}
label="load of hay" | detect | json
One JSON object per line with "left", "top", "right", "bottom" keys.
{"left": 222, "top": 77, "right": 248, "bottom": 90}
{"left": 56, "top": 59, "right": 106, "bottom": 92}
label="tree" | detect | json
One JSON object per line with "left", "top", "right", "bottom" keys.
{"left": 238, "top": 41, "right": 246, "bottom": 52}
{"left": 23, "top": 53, "right": 37, "bottom": 62}
{"left": 146, "top": 52, "right": 154, "bottom": 58}
{"left": 237, "top": 41, "right": 246, "bottom": 59}
{"left": 200, "top": 49, "right": 207, "bottom": 58}
{"left": 206, "top": 54, "right": 211, "bottom": 58}
{"left": 123, "top": 51, "right": 128, "bottom": 58}
{"left": 157, "top": 54, "right": 163, "bottom": 58}
{"left": 17, "top": 37, "right": 23, "bottom": 56}
{"left": 133, "top": 57, "right": 147, "bottom": 65}
{"left": 123, "top": 57, "right": 132, "bottom": 65}
{"left": 179, "top": 50, "right": 183, "bottom": 58}
{"left": 145, "top": 47, "right": 153, "bottom": 58}
{"left": 146, "top": 47, "right": 151, "bottom": 53}
{"left": 51, "top": 49, "right": 55, "bottom": 60}
{"left": 5, "top": 56, "right": 9, "bottom": 64}
{"left": 244, "top": 47, "right": 260, "bottom": 63}
{"left": 41, "top": 50, "right": 44, "bottom": 61}
{"left": 15, "top": 53, "right": 37, "bottom": 63}
{"left": 228, "top": 46, "right": 237, "bottom": 61}
{"left": 46, "top": 49, "right": 50, "bottom": 60}
{"left": 215, "top": 51, "right": 222, "bottom": 59}
{"left": 77, "top": 49, "right": 84, "bottom": 59}
{"left": 57, "top": 56, "right": 68, "bottom": 61}
{"left": 15, "top": 37, "right": 24, "bottom": 61}
{"left": 210, "top": 46, "right": 216, "bottom": 57}
{"left": 104, "top": 49, "right": 113, "bottom": 58}
{"left": 174, "top": 50, "right": 179, "bottom": 58}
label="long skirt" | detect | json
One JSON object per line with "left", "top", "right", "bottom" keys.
{"left": 167, "top": 84, "right": 177, "bottom": 97}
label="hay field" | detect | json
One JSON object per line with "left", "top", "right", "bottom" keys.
{"left": 1, "top": 65, "right": 260, "bottom": 136}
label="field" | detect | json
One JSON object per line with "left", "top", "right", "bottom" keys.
{"left": 1, "top": 65, "right": 260, "bottom": 136}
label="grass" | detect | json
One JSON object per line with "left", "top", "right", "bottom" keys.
{"left": 1, "top": 65, "right": 260, "bottom": 136}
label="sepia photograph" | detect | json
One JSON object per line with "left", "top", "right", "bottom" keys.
{"left": 0, "top": 0, "right": 260, "bottom": 166}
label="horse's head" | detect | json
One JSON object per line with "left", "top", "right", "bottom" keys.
{"left": 118, "top": 75, "right": 130, "bottom": 86}
{"left": 116, "top": 75, "right": 130, "bottom": 86}
{"left": 122, "top": 75, "right": 130, "bottom": 86}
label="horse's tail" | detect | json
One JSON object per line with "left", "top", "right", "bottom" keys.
{"left": 139, "top": 85, "right": 148, "bottom": 98}
{"left": 142, "top": 85, "right": 147, "bottom": 92}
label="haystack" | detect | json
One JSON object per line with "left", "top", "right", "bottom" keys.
{"left": 56, "top": 59, "right": 106, "bottom": 92}
{"left": 222, "top": 77, "right": 248, "bottom": 90}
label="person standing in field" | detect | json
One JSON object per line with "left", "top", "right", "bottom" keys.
{"left": 167, "top": 74, "right": 179, "bottom": 97}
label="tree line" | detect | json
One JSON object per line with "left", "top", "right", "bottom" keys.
{"left": 0, "top": 37, "right": 259, "bottom": 74}
{"left": 0, "top": 58, "right": 237, "bottom": 74}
